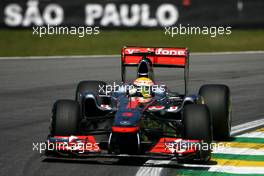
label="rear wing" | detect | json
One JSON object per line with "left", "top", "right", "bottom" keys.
{"left": 121, "top": 46, "right": 190, "bottom": 94}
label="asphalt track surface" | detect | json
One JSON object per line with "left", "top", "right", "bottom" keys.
{"left": 0, "top": 52, "right": 263, "bottom": 176}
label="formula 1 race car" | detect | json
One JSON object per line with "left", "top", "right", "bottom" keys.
{"left": 45, "top": 46, "right": 231, "bottom": 162}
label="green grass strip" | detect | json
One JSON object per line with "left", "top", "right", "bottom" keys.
{"left": 0, "top": 29, "right": 264, "bottom": 56}
{"left": 212, "top": 153, "right": 264, "bottom": 161}
{"left": 174, "top": 169, "right": 260, "bottom": 176}
{"left": 231, "top": 137, "right": 264, "bottom": 144}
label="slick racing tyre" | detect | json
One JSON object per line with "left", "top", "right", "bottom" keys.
{"left": 75, "top": 80, "right": 107, "bottom": 117}
{"left": 75, "top": 80, "right": 107, "bottom": 103}
{"left": 199, "top": 84, "right": 231, "bottom": 141}
{"left": 182, "top": 104, "right": 212, "bottom": 162}
{"left": 183, "top": 104, "right": 212, "bottom": 141}
{"left": 50, "top": 100, "right": 80, "bottom": 136}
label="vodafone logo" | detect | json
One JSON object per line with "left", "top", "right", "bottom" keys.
{"left": 126, "top": 49, "right": 137, "bottom": 54}
{"left": 125, "top": 48, "right": 186, "bottom": 56}
{"left": 155, "top": 48, "right": 186, "bottom": 56}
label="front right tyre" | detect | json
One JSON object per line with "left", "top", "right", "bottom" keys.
{"left": 182, "top": 104, "right": 212, "bottom": 162}
{"left": 183, "top": 104, "right": 212, "bottom": 141}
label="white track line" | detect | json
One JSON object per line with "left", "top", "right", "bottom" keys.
{"left": 181, "top": 164, "right": 264, "bottom": 175}
{"left": 236, "top": 131, "right": 264, "bottom": 138}
{"left": 231, "top": 118, "right": 264, "bottom": 136}
{"left": 136, "top": 161, "right": 264, "bottom": 175}
{"left": 0, "top": 51, "right": 264, "bottom": 60}
{"left": 170, "top": 162, "right": 264, "bottom": 174}
{"left": 208, "top": 166, "right": 264, "bottom": 174}
{"left": 135, "top": 119, "right": 264, "bottom": 176}
{"left": 212, "top": 147, "right": 264, "bottom": 155}
{"left": 135, "top": 160, "right": 171, "bottom": 176}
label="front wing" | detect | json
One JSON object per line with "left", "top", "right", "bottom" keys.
{"left": 44, "top": 135, "right": 210, "bottom": 161}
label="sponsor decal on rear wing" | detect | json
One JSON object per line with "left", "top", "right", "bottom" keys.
{"left": 121, "top": 46, "right": 189, "bottom": 94}
{"left": 121, "top": 46, "right": 189, "bottom": 68}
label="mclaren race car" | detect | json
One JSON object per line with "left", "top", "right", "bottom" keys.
{"left": 45, "top": 46, "right": 231, "bottom": 162}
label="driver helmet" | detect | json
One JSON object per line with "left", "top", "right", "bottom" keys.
{"left": 130, "top": 77, "right": 154, "bottom": 102}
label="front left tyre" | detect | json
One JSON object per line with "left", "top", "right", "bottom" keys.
{"left": 50, "top": 99, "right": 80, "bottom": 136}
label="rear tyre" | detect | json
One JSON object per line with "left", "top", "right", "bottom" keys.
{"left": 75, "top": 80, "right": 111, "bottom": 140}
{"left": 75, "top": 81, "right": 107, "bottom": 117}
{"left": 199, "top": 84, "right": 231, "bottom": 141}
{"left": 75, "top": 80, "right": 107, "bottom": 103}
{"left": 50, "top": 100, "right": 80, "bottom": 136}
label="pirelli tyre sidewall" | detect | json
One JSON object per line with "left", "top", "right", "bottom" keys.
{"left": 51, "top": 99, "right": 80, "bottom": 136}
{"left": 199, "top": 84, "right": 231, "bottom": 141}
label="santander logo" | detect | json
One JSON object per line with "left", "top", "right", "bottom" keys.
{"left": 125, "top": 48, "right": 186, "bottom": 56}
